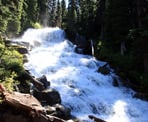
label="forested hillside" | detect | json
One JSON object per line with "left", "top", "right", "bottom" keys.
{"left": 0, "top": 0, "right": 148, "bottom": 92}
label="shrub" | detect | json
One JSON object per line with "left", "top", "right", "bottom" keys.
{"left": 32, "top": 22, "right": 42, "bottom": 29}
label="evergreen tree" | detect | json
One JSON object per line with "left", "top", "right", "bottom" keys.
{"left": 27, "top": 0, "right": 38, "bottom": 23}
{"left": 61, "top": 0, "right": 67, "bottom": 28}
{"left": 94, "top": 0, "right": 106, "bottom": 39}
{"left": 6, "top": 0, "right": 24, "bottom": 35}
{"left": 79, "top": 0, "right": 96, "bottom": 38}
{"left": 55, "top": 0, "right": 62, "bottom": 27}
{"left": 67, "top": 0, "right": 77, "bottom": 32}
{"left": 37, "top": 0, "right": 48, "bottom": 26}
{"left": 0, "top": 0, "right": 10, "bottom": 33}
{"left": 48, "top": 0, "right": 57, "bottom": 27}
{"left": 104, "top": 0, "right": 131, "bottom": 52}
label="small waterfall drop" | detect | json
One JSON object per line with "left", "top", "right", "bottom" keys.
{"left": 15, "top": 27, "right": 148, "bottom": 122}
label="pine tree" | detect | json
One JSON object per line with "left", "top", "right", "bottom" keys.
{"left": 0, "top": 0, "right": 10, "bottom": 33}
{"left": 67, "top": 0, "right": 77, "bottom": 31}
{"left": 48, "top": 0, "right": 57, "bottom": 27}
{"left": 94, "top": 0, "right": 106, "bottom": 39}
{"left": 61, "top": 0, "right": 67, "bottom": 28}
{"left": 37, "top": 0, "right": 48, "bottom": 26}
{"left": 28, "top": 0, "right": 38, "bottom": 22}
{"left": 55, "top": 0, "right": 62, "bottom": 27}
{"left": 5, "top": 0, "right": 24, "bottom": 35}
{"left": 104, "top": 0, "right": 131, "bottom": 52}
{"left": 79, "top": 0, "right": 96, "bottom": 37}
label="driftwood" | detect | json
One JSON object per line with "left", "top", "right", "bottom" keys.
{"left": 24, "top": 70, "right": 45, "bottom": 90}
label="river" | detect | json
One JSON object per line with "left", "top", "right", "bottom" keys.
{"left": 14, "top": 27, "right": 148, "bottom": 122}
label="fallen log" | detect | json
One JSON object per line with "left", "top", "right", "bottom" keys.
{"left": 24, "top": 70, "right": 45, "bottom": 90}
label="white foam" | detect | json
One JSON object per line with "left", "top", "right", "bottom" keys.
{"left": 17, "top": 27, "right": 148, "bottom": 122}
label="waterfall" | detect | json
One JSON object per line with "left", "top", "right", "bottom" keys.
{"left": 14, "top": 27, "right": 148, "bottom": 122}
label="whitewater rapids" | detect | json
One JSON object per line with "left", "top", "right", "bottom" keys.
{"left": 14, "top": 27, "right": 148, "bottom": 122}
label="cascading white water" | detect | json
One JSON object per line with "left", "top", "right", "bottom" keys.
{"left": 15, "top": 27, "right": 148, "bottom": 122}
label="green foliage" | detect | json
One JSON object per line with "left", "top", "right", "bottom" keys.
{"left": 48, "top": 0, "right": 57, "bottom": 27}
{"left": 66, "top": 0, "right": 77, "bottom": 31}
{"left": 25, "top": 0, "right": 38, "bottom": 28}
{"left": 55, "top": 0, "right": 62, "bottom": 27}
{"left": 1, "top": 72, "right": 18, "bottom": 92}
{"left": 32, "top": 22, "right": 42, "bottom": 29}
{"left": 0, "top": 37, "right": 24, "bottom": 92}
{"left": 0, "top": 5, "right": 11, "bottom": 33}
{"left": 0, "top": 0, "right": 147, "bottom": 94}
{"left": 98, "top": 44, "right": 134, "bottom": 71}
{"left": 61, "top": 0, "right": 67, "bottom": 29}
{"left": 104, "top": 0, "right": 131, "bottom": 52}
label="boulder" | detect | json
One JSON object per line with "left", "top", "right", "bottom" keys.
{"left": 52, "top": 104, "right": 71, "bottom": 120}
{"left": 0, "top": 87, "right": 67, "bottom": 122}
{"left": 33, "top": 88, "right": 61, "bottom": 106}
{"left": 36, "top": 75, "right": 50, "bottom": 89}
{"left": 2, "top": 91, "right": 45, "bottom": 114}
{"left": 97, "top": 63, "right": 110, "bottom": 75}
{"left": 16, "top": 46, "right": 28, "bottom": 54}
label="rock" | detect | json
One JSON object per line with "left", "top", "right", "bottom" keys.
{"left": 16, "top": 46, "right": 28, "bottom": 54}
{"left": 2, "top": 91, "right": 45, "bottom": 114}
{"left": 24, "top": 70, "right": 45, "bottom": 91}
{"left": 37, "top": 75, "right": 50, "bottom": 89}
{"left": 0, "top": 113, "right": 30, "bottom": 122}
{"left": 112, "top": 77, "right": 119, "bottom": 87}
{"left": 23, "top": 54, "right": 28, "bottom": 63}
{"left": 98, "top": 63, "right": 110, "bottom": 75}
{"left": 75, "top": 46, "right": 84, "bottom": 54}
{"left": 0, "top": 89, "right": 68, "bottom": 122}
{"left": 52, "top": 104, "right": 71, "bottom": 120}
{"left": 33, "top": 88, "right": 61, "bottom": 105}
{"left": 134, "top": 92, "right": 148, "bottom": 101}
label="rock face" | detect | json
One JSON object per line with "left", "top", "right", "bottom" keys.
{"left": 0, "top": 90, "right": 68, "bottom": 122}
